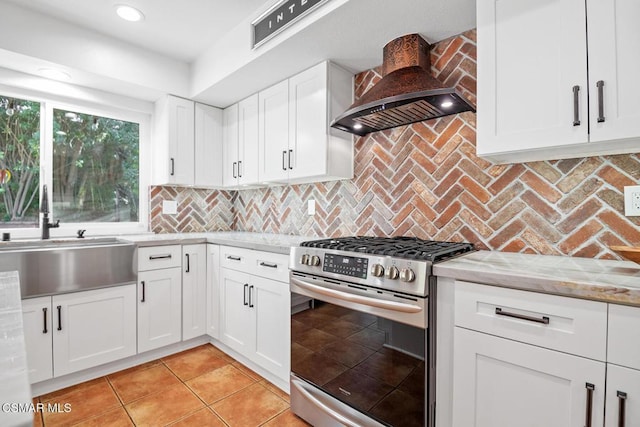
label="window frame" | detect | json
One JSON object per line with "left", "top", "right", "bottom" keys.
{"left": 0, "top": 85, "right": 150, "bottom": 239}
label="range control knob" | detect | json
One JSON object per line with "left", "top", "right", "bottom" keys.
{"left": 300, "top": 254, "right": 310, "bottom": 265}
{"left": 310, "top": 255, "right": 321, "bottom": 267}
{"left": 385, "top": 266, "right": 400, "bottom": 280}
{"left": 370, "top": 264, "right": 385, "bottom": 277}
{"left": 399, "top": 268, "right": 416, "bottom": 282}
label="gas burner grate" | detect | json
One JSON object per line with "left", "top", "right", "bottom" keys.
{"left": 301, "top": 236, "right": 474, "bottom": 262}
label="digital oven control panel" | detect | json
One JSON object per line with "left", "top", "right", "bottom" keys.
{"left": 323, "top": 254, "right": 368, "bottom": 279}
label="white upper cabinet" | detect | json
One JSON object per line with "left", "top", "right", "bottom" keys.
{"left": 194, "top": 103, "right": 223, "bottom": 187}
{"left": 153, "top": 95, "right": 223, "bottom": 187}
{"left": 222, "top": 95, "right": 260, "bottom": 188}
{"left": 258, "top": 61, "right": 354, "bottom": 185}
{"left": 477, "top": 0, "right": 640, "bottom": 163}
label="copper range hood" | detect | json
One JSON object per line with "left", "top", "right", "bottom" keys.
{"left": 331, "top": 33, "right": 475, "bottom": 137}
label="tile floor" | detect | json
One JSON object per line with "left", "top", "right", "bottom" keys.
{"left": 31, "top": 344, "right": 310, "bottom": 427}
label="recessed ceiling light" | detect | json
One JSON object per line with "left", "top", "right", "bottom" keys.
{"left": 38, "top": 68, "right": 71, "bottom": 81}
{"left": 441, "top": 100, "right": 454, "bottom": 108}
{"left": 353, "top": 123, "right": 363, "bottom": 130}
{"left": 115, "top": 5, "right": 145, "bottom": 22}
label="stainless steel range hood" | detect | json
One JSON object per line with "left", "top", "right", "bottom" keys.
{"left": 331, "top": 33, "right": 475, "bottom": 137}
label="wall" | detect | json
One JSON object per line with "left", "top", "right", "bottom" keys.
{"left": 151, "top": 29, "right": 640, "bottom": 258}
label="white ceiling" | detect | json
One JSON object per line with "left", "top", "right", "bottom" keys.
{"left": 3, "top": 0, "right": 267, "bottom": 62}
{"left": 0, "top": 0, "right": 476, "bottom": 107}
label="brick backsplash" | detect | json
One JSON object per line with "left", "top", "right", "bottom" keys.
{"left": 151, "top": 29, "right": 640, "bottom": 258}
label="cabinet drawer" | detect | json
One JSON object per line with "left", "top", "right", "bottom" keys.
{"left": 608, "top": 304, "right": 640, "bottom": 370}
{"left": 138, "top": 245, "right": 182, "bottom": 271}
{"left": 454, "top": 281, "right": 607, "bottom": 361}
{"left": 220, "top": 246, "right": 255, "bottom": 272}
{"left": 253, "top": 252, "right": 289, "bottom": 283}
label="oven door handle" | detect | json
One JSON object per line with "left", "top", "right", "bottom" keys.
{"left": 291, "top": 277, "right": 422, "bottom": 313}
{"left": 291, "top": 377, "right": 365, "bottom": 427}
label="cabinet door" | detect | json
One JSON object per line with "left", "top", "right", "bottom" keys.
{"left": 605, "top": 364, "right": 640, "bottom": 427}
{"left": 252, "top": 276, "right": 290, "bottom": 381}
{"left": 194, "top": 103, "right": 223, "bottom": 187}
{"left": 476, "top": 0, "right": 589, "bottom": 157}
{"left": 138, "top": 268, "right": 182, "bottom": 353}
{"left": 453, "top": 327, "right": 605, "bottom": 427}
{"left": 21, "top": 297, "right": 53, "bottom": 383}
{"left": 222, "top": 103, "right": 239, "bottom": 187}
{"left": 219, "top": 268, "right": 253, "bottom": 355}
{"left": 259, "top": 80, "right": 289, "bottom": 183}
{"left": 167, "top": 96, "right": 195, "bottom": 185}
{"left": 53, "top": 285, "right": 137, "bottom": 377}
{"left": 206, "top": 244, "right": 220, "bottom": 339}
{"left": 288, "top": 62, "right": 328, "bottom": 179}
{"left": 182, "top": 244, "right": 207, "bottom": 340}
{"left": 587, "top": 0, "right": 640, "bottom": 143}
{"left": 238, "top": 94, "right": 259, "bottom": 185}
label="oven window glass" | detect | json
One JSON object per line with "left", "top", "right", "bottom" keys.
{"left": 291, "top": 294, "right": 426, "bottom": 427}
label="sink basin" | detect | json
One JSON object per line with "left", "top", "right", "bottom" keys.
{"left": 0, "top": 238, "right": 137, "bottom": 298}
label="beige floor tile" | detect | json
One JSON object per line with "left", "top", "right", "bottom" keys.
{"left": 168, "top": 407, "right": 226, "bottom": 427}
{"left": 41, "top": 378, "right": 121, "bottom": 426}
{"left": 125, "top": 383, "right": 204, "bottom": 426}
{"left": 261, "top": 409, "right": 311, "bottom": 426}
{"left": 108, "top": 364, "right": 181, "bottom": 404}
{"left": 71, "top": 406, "right": 133, "bottom": 427}
{"left": 163, "top": 345, "right": 229, "bottom": 381}
{"left": 211, "top": 383, "right": 289, "bottom": 426}
{"left": 187, "top": 364, "right": 256, "bottom": 404}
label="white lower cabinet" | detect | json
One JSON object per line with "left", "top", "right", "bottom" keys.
{"left": 21, "top": 297, "right": 53, "bottom": 383}
{"left": 22, "top": 286, "right": 137, "bottom": 382}
{"left": 137, "top": 268, "right": 182, "bottom": 353}
{"left": 605, "top": 364, "right": 640, "bottom": 427}
{"left": 453, "top": 327, "right": 605, "bottom": 427}
{"left": 182, "top": 244, "right": 207, "bottom": 340}
{"left": 220, "top": 266, "right": 289, "bottom": 382}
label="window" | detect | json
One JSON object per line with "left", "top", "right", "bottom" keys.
{"left": 0, "top": 93, "right": 147, "bottom": 235}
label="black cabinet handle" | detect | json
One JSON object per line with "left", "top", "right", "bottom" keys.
{"left": 573, "top": 85, "right": 581, "bottom": 126}
{"left": 170, "top": 158, "right": 175, "bottom": 176}
{"left": 243, "top": 284, "right": 249, "bottom": 306}
{"left": 597, "top": 80, "right": 605, "bottom": 123}
{"left": 495, "top": 307, "right": 550, "bottom": 324}
{"left": 259, "top": 261, "right": 278, "bottom": 269}
{"left": 226, "top": 255, "right": 241, "bottom": 261}
{"left": 149, "top": 254, "right": 172, "bottom": 260}
{"left": 233, "top": 162, "right": 237, "bottom": 178}
{"left": 238, "top": 160, "right": 243, "bottom": 177}
{"left": 42, "top": 307, "right": 48, "bottom": 334}
{"left": 617, "top": 391, "right": 627, "bottom": 427}
{"left": 141, "top": 281, "right": 146, "bottom": 303}
{"left": 185, "top": 253, "right": 190, "bottom": 273}
{"left": 282, "top": 151, "right": 287, "bottom": 171}
{"left": 57, "top": 305, "right": 62, "bottom": 331}
{"left": 288, "top": 149, "right": 293, "bottom": 170}
{"left": 248, "top": 285, "right": 254, "bottom": 308}
{"left": 585, "top": 383, "right": 595, "bottom": 427}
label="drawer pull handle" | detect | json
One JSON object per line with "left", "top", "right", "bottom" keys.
{"left": 232, "top": 161, "right": 237, "bottom": 179}
{"left": 249, "top": 285, "right": 254, "bottom": 308}
{"left": 573, "top": 85, "right": 581, "bottom": 126}
{"left": 227, "top": 255, "right": 241, "bottom": 261}
{"left": 259, "top": 261, "right": 278, "bottom": 269}
{"left": 149, "top": 254, "right": 172, "bottom": 260}
{"left": 57, "top": 305, "right": 62, "bottom": 331}
{"left": 585, "top": 383, "right": 595, "bottom": 427}
{"left": 494, "top": 307, "right": 550, "bottom": 325}
{"left": 288, "top": 149, "right": 293, "bottom": 170}
{"left": 42, "top": 307, "right": 48, "bottom": 334}
{"left": 185, "top": 253, "right": 190, "bottom": 273}
{"left": 617, "top": 391, "right": 627, "bottom": 427}
{"left": 282, "top": 151, "right": 287, "bottom": 171}
{"left": 170, "top": 158, "right": 175, "bottom": 176}
{"left": 141, "top": 281, "right": 146, "bottom": 303}
{"left": 243, "top": 284, "right": 249, "bottom": 306}
{"left": 597, "top": 80, "right": 605, "bottom": 123}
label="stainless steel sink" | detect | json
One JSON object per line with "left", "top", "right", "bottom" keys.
{"left": 0, "top": 238, "right": 137, "bottom": 298}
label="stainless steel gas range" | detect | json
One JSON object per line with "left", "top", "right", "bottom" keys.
{"left": 289, "top": 236, "right": 474, "bottom": 427}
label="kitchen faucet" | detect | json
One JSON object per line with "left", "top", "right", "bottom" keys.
{"left": 41, "top": 184, "right": 59, "bottom": 239}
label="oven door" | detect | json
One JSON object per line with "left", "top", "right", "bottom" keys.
{"left": 290, "top": 271, "right": 427, "bottom": 427}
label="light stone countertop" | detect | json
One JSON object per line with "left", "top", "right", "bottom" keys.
{"left": 434, "top": 250, "right": 640, "bottom": 307}
{"left": 120, "top": 232, "right": 313, "bottom": 255}
{"left": 0, "top": 271, "right": 33, "bottom": 427}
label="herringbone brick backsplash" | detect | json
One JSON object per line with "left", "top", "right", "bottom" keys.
{"left": 151, "top": 29, "right": 640, "bottom": 258}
